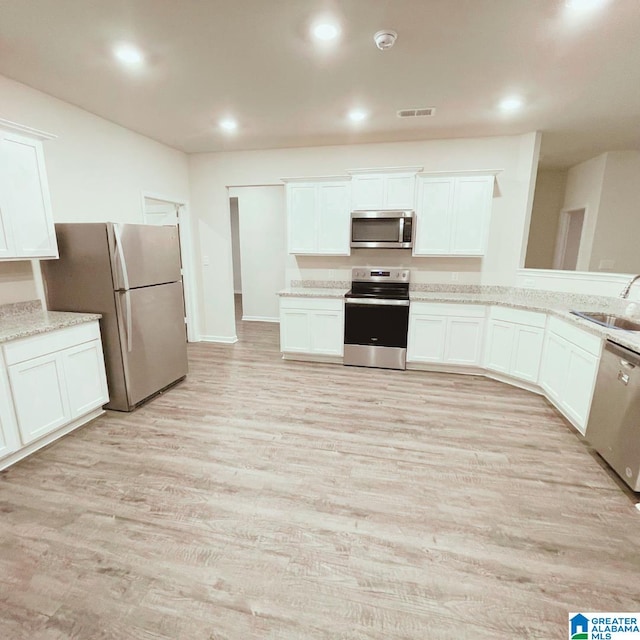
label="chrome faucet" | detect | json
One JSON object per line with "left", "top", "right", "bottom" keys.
{"left": 620, "top": 274, "right": 640, "bottom": 298}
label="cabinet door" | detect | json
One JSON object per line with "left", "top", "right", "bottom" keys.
{"left": 0, "top": 193, "right": 13, "bottom": 259}
{"left": 511, "top": 325, "right": 544, "bottom": 383}
{"left": 8, "top": 353, "right": 70, "bottom": 445}
{"left": 562, "top": 347, "right": 599, "bottom": 435}
{"left": 413, "top": 177, "right": 454, "bottom": 255}
{"left": 287, "top": 184, "right": 317, "bottom": 254}
{"left": 539, "top": 332, "right": 570, "bottom": 403}
{"left": 62, "top": 340, "right": 109, "bottom": 418}
{"left": 310, "top": 311, "right": 344, "bottom": 356}
{"left": 317, "top": 182, "right": 350, "bottom": 255}
{"left": 407, "top": 315, "right": 447, "bottom": 363}
{"left": 445, "top": 317, "right": 484, "bottom": 365}
{"left": 450, "top": 176, "right": 493, "bottom": 255}
{"left": 280, "top": 309, "right": 310, "bottom": 353}
{"left": 351, "top": 175, "right": 384, "bottom": 210}
{"left": 484, "top": 320, "right": 514, "bottom": 373}
{"left": 384, "top": 174, "right": 415, "bottom": 209}
{"left": 0, "top": 365, "right": 20, "bottom": 460}
{"left": 0, "top": 133, "right": 58, "bottom": 258}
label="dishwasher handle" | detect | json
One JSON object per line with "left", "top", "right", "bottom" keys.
{"left": 605, "top": 340, "right": 640, "bottom": 368}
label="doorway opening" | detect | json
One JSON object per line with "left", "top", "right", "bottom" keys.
{"left": 229, "top": 197, "right": 243, "bottom": 327}
{"left": 228, "top": 186, "right": 286, "bottom": 337}
{"left": 142, "top": 193, "right": 198, "bottom": 342}
{"left": 553, "top": 207, "right": 586, "bottom": 271}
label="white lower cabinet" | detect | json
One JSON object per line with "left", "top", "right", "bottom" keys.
{"left": 539, "top": 316, "right": 600, "bottom": 434}
{"left": 484, "top": 307, "right": 545, "bottom": 384}
{"left": 408, "top": 303, "right": 485, "bottom": 365}
{"left": 9, "top": 352, "right": 71, "bottom": 445}
{"left": 2, "top": 321, "right": 109, "bottom": 455}
{"left": 280, "top": 297, "right": 344, "bottom": 357}
{"left": 0, "top": 364, "right": 19, "bottom": 459}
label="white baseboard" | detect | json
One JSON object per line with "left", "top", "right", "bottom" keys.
{"left": 200, "top": 334, "right": 238, "bottom": 344}
{"left": 282, "top": 353, "right": 343, "bottom": 364}
{"left": 242, "top": 316, "right": 279, "bottom": 323}
{"left": 0, "top": 408, "right": 104, "bottom": 471}
{"left": 406, "top": 362, "right": 485, "bottom": 376}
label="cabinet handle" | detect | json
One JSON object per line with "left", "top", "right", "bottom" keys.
{"left": 618, "top": 370, "right": 630, "bottom": 385}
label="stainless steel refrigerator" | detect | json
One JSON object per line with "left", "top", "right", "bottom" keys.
{"left": 42, "top": 223, "right": 188, "bottom": 411}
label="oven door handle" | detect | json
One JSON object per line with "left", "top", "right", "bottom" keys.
{"left": 345, "top": 298, "right": 410, "bottom": 307}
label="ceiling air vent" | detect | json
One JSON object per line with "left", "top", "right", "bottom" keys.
{"left": 397, "top": 107, "right": 436, "bottom": 118}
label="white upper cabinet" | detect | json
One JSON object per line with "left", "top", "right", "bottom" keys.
{"left": 284, "top": 178, "right": 351, "bottom": 255}
{"left": 0, "top": 121, "right": 58, "bottom": 260}
{"left": 349, "top": 167, "right": 421, "bottom": 210}
{"left": 413, "top": 173, "right": 495, "bottom": 256}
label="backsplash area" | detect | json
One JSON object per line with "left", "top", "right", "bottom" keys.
{"left": 0, "top": 261, "right": 38, "bottom": 305}
{"left": 286, "top": 252, "right": 485, "bottom": 287}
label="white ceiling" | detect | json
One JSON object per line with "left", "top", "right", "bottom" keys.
{"left": 1, "top": 0, "right": 639, "bottom": 167}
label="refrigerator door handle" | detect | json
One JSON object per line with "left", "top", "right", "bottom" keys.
{"left": 113, "top": 223, "right": 131, "bottom": 291}
{"left": 124, "top": 290, "right": 133, "bottom": 352}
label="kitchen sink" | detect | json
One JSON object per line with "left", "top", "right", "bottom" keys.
{"left": 571, "top": 310, "right": 640, "bottom": 332}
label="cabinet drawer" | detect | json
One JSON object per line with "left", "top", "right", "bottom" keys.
{"left": 547, "top": 316, "right": 601, "bottom": 356}
{"left": 280, "top": 297, "right": 343, "bottom": 312}
{"left": 4, "top": 321, "right": 100, "bottom": 366}
{"left": 411, "top": 302, "right": 486, "bottom": 318}
{"left": 490, "top": 306, "right": 546, "bottom": 328}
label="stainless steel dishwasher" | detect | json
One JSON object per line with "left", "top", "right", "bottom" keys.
{"left": 586, "top": 340, "right": 640, "bottom": 491}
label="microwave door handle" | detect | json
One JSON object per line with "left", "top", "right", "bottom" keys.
{"left": 398, "top": 217, "right": 405, "bottom": 242}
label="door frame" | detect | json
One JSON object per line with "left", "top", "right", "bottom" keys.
{"left": 140, "top": 190, "right": 199, "bottom": 342}
{"left": 552, "top": 205, "right": 587, "bottom": 271}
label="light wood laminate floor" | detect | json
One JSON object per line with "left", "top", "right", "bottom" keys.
{"left": 1, "top": 317, "right": 639, "bottom": 639}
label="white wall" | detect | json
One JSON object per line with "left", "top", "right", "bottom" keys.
{"left": 524, "top": 168, "right": 567, "bottom": 269}
{"left": 0, "top": 74, "right": 191, "bottom": 305}
{"left": 229, "top": 186, "right": 285, "bottom": 323}
{"left": 589, "top": 151, "right": 640, "bottom": 273}
{"left": 229, "top": 198, "right": 243, "bottom": 294}
{"left": 189, "top": 132, "right": 540, "bottom": 341}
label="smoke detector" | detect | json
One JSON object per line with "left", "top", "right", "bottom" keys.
{"left": 374, "top": 30, "right": 398, "bottom": 50}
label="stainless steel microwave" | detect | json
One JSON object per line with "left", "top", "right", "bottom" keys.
{"left": 350, "top": 211, "right": 414, "bottom": 249}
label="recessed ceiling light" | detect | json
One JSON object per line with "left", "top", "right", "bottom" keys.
{"left": 565, "top": 0, "right": 609, "bottom": 11}
{"left": 312, "top": 22, "right": 340, "bottom": 41}
{"left": 113, "top": 44, "right": 144, "bottom": 66}
{"left": 219, "top": 119, "right": 238, "bottom": 132}
{"left": 499, "top": 96, "right": 524, "bottom": 112}
{"left": 348, "top": 109, "right": 368, "bottom": 122}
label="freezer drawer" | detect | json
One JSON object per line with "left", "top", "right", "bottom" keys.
{"left": 115, "top": 281, "right": 188, "bottom": 409}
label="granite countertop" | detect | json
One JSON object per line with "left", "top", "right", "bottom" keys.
{"left": 0, "top": 301, "right": 102, "bottom": 344}
{"left": 278, "top": 281, "right": 640, "bottom": 353}
{"left": 409, "top": 287, "right": 640, "bottom": 352}
{"left": 278, "top": 279, "right": 350, "bottom": 298}
{"left": 278, "top": 287, "right": 349, "bottom": 299}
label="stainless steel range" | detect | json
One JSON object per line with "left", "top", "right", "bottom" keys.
{"left": 344, "top": 267, "right": 410, "bottom": 370}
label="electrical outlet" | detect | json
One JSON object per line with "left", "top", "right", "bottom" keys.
{"left": 451, "top": 272, "right": 459, "bottom": 282}
{"left": 202, "top": 255, "right": 210, "bottom": 267}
